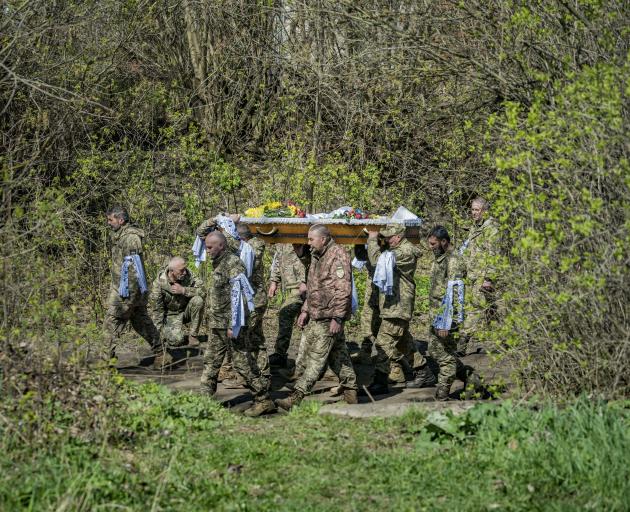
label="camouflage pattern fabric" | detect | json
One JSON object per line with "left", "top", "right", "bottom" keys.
{"left": 294, "top": 319, "right": 357, "bottom": 394}
{"left": 104, "top": 223, "right": 159, "bottom": 355}
{"left": 148, "top": 267, "right": 205, "bottom": 348}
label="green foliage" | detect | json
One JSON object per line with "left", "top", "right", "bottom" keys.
{"left": 488, "top": 61, "right": 629, "bottom": 396}
{"left": 1, "top": 383, "right": 628, "bottom": 510}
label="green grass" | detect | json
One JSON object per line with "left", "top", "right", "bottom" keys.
{"left": 1, "top": 383, "right": 628, "bottom": 511}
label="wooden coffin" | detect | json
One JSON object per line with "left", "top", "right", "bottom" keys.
{"left": 240, "top": 217, "right": 423, "bottom": 245}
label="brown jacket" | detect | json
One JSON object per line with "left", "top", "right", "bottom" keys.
{"left": 302, "top": 239, "right": 352, "bottom": 321}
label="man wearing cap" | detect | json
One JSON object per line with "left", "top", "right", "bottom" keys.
{"left": 365, "top": 223, "right": 425, "bottom": 394}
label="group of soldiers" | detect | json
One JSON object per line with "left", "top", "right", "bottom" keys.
{"left": 103, "top": 197, "right": 499, "bottom": 417}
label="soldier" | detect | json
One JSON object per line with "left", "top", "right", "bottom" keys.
{"left": 267, "top": 243, "right": 309, "bottom": 369}
{"left": 236, "top": 223, "right": 270, "bottom": 381}
{"left": 103, "top": 206, "right": 160, "bottom": 359}
{"left": 459, "top": 197, "right": 500, "bottom": 355}
{"left": 427, "top": 226, "right": 481, "bottom": 400}
{"left": 364, "top": 224, "right": 425, "bottom": 394}
{"left": 148, "top": 256, "right": 205, "bottom": 366}
{"left": 351, "top": 245, "right": 380, "bottom": 365}
{"left": 199, "top": 231, "right": 275, "bottom": 417}
{"left": 275, "top": 225, "right": 358, "bottom": 410}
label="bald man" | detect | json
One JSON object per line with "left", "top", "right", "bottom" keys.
{"left": 148, "top": 256, "right": 205, "bottom": 366}
{"left": 200, "top": 231, "right": 275, "bottom": 417}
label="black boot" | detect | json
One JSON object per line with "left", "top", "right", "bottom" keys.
{"left": 361, "top": 370, "right": 389, "bottom": 396}
{"left": 268, "top": 352, "right": 288, "bottom": 368}
{"left": 406, "top": 364, "right": 437, "bottom": 388}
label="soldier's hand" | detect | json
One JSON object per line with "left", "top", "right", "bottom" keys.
{"left": 227, "top": 328, "right": 234, "bottom": 339}
{"left": 437, "top": 329, "right": 449, "bottom": 338}
{"left": 329, "top": 319, "right": 343, "bottom": 335}
{"left": 170, "top": 283, "right": 185, "bottom": 295}
{"left": 367, "top": 229, "right": 379, "bottom": 239}
{"left": 268, "top": 282, "right": 278, "bottom": 298}
{"left": 297, "top": 312, "right": 309, "bottom": 328}
{"left": 481, "top": 280, "right": 494, "bottom": 291}
{"left": 298, "top": 282, "right": 307, "bottom": 296}
{"left": 229, "top": 214, "right": 241, "bottom": 223}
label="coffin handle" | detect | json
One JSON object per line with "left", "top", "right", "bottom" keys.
{"left": 257, "top": 227, "right": 278, "bottom": 236}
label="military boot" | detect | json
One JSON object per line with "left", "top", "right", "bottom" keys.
{"left": 153, "top": 350, "right": 173, "bottom": 370}
{"left": 360, "top": 370, "right": 389, "bottom": 396}
{"left": 244, "top": 398, "right": 276, "bottom": 417}
{"left": 461, "top": 371, "right": 484, "bottom": 400}
{"left": 351, "top": 340, "right": 373, "bottom": 365}
{"left": 388, "top": 362, "right": 407, "bottom": 384}
{"left": 200, "top": 378, "right": 217, "bottom": 397}
{"left": 435, "top": 384, "right": 451, "bottom": 401}
{"left": 275, "top": 390, "right": 304, "bottom": 411}
{"left": 407, "top": 364, "right": 437, "bottom": 388}
{"left": 343, "top": 388, "right": 358, "bottom": 404}
{"left": 268, "top": 352, "right": 288, "bottom": 368}
{"left": 455, "top": 335, "right": 469, "bottom": 357}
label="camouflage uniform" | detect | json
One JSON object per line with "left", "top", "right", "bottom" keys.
{"left": 367, "top": 237, "right": 423, "bottom": 376}
{"left": 295, "top": 239, "right": 357, "bottom": 395}
{"left": 199, "top": 250, "right": 271, "bottom": 402}
{"left": 428, "top": 248, "right": 466, "bottom": 393}
{"left": 104, "top": 224, "right": 159, "bottom": 357}
{"left": 244, "top": 237, "right": 270, "bottom": 378}
{"left": 460, "top": 217, "right": 500, "bottom": 341}
{"left": 269, "top": 244, "right": 308, "bottom": 356}
{"left": 148, "top": 267, "right": 205, "bottom": 348}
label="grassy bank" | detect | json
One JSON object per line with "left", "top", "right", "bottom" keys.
{"left": 1, "top": 382, "right": 628, "bottom": 511}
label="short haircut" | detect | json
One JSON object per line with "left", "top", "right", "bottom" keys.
{"left": 236, "top": 222, "right": 252, "bottom": 239}
{"left": 428, "top": 225, "right": 450, "bottom": 242}
{"left": 472, "top": 197, "right": 489, "bottom": 210}
{"left": 309, "top": 224, "right": 331, "bottom": 239}
{"left": 168, "top": 256, "right": 186, "bottom": 270}
{"left": 106, "top": 205, "right": 129, "bottom": 223}
{"left": 205, "top": 230, "right": 226, "bottom": 246}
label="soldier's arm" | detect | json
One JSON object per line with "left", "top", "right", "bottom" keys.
{"left": 196, "top": 219, "right": 215, "bottom": 239}
{"left": 392, "top": 243, "right": 418, "bottom": 281}
{"left": 367, "top": 238, "right": 381, "bottom": 266}
{"left": 269, "top": 251, "right": 281, "bottom": 283}
{"left": 328, "top": 249, "right": 353, "bottom": 320}
{"left": 147, "top": 278, "right": 165, "bottom": 327}
{"left": 184, "top": 275, "right": 206, "bottom": 299}
{"left": 481, "top": 224, "right": 500, "bottom": 283}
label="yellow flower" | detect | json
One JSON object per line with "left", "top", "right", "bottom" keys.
{"left": 245, "top": 207, "right": 264, "bottom": 217}
{"left": 264, "top": 201, "right": 282, "bottom": 211}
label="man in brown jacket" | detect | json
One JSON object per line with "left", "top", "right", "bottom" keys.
{"left": 275, "top": 225, "right": 358, "bottom": 410}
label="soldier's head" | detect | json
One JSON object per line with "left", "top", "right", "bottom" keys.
{"left": 106, "top": 206, "right": 129, "bottom": 231}
{"left": 427, "top": 225, "right": 450, "bottom": 256}
{"left": 379, "top": 224, "right": 405, "bottom": 248}
{"left": 205, "top": 231, "right": 227, "bottom": 260}
{"left": 471, "top": 197, "right": 489, "bottom": 224}
{"left": 308, "top": 224, "right": 331, "bottom": 254}
{"left": 167, "top": 256, "right": 187, "bottom": 282}
{"left": 236, "top": 222, "right": 252, "bottom": 241}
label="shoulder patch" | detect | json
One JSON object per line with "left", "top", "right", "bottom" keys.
{"left": 335, "top": 266, "right": 345, "bottom": 279}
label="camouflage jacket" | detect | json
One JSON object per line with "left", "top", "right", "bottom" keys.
{"left": 429, "top": 248, "right": 466, "bottom": 324}
{"left": 205, "top": 250, "right": 247, "bottom": 329}
{"left": 109, "top": 224, "right": 146, "bottom": 294}
{"left": 269, "top": 244, "right": 308, "bottom": 293}
{"left": 148, "top": 267, "right": 205, "bottom": 323}
{"left": 368, "top": 237, "right": 421, "bottom": 321}
{"left": 302, "top": 239, "right": 352, "bottom": 321}
{"left": 460, "top": 217, "right": 499, "bottom": 286}
{"left": 245, "top": 237, "right": 268, "bottom": 309}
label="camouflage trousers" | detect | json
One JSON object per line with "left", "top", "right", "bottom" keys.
{"left": 374, "top": 317, "right": 424, "bottom": 375}
{"left": 201, "top": 327, "right": 270, "bottom": 400}
{"left": 103, "top": 287, "right": 159, "bottom": 357}
{"left": 359, "top": 282, "right": 381, "bottom": 343}
{"left": 428, "top": 326, "right": 463, "bottom": 389}
{"left": 157, "top": 296, "right": 204, "bottom": 348}
{"left": 462, "top": 286, "right": 499, "bottom": 352}
{"left": 248, "top": 306, "right": 270, "bottom": 378}
{"left": 294, "top": 319, "right": 357, "bottom": 395}
{"left": 274, "top": 292, "right": 304, "bottom": 356}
